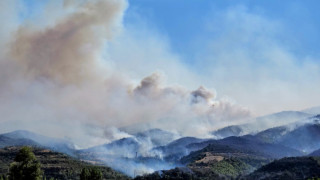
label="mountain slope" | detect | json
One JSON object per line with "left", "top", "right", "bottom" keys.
{"left": 134, "top": 167, "right": 222, "bottom": 180}
{"left": 83, "top": 128, "right": 179, "bottom": 159}
{"left": 211, "top": 125, "right": 244, "bottom": 138}
{"left": 310, "top": 149, "right": 320, "bottom": 156}
{"left": 0, "top": 146, "right": 130, "bottom": 180}
{"left": 252, "top": 115, "right": 320, "bottom": 153}
{"left": 78, "top": 137, "right": 179, "bottom": 177}
{"left": 82, "top": 137, "right": 141, "bottom": 159}
{"left": 187, "top": 136, "right": 302, "bottom": 159}
{"left": 135, "top": 128, "right": 179, "bottom": 147}
{"left": 154, "top": 137, "right": 207, "bottom": 162}
{"left": 253, "top": 126, "right": 290, "bottom": 144}
{"left": 0, "top": 135, "right": 40, "bottom": 148}
{"left": 0, "top": 130, "right": 75, "bottom": 155}
{"left": 245, "top": 157, "right": 320, "bottom": 180}
{"left": 211, "top": 111, "right": 312, "bottom": 139}
{"left": 303, "top": 106, "right": 320, "bottom": 115}
{"left": 176, "top": 135, "right": 303, "bottom": 178}
{"left": 278, "top": 123, "right": 320, "bottom": 153}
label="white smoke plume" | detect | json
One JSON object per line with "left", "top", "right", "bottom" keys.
{"left": 0, "top": 0, "right": 251, "bottom": 149}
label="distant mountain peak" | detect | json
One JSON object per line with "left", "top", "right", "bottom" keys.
{"left": 312, "top": 114, "right": 320, "bottom": 119}
{"left": 0, "top": 130, "right": 75, "bottom": 155}
{"left": 302, "top": 105, "right": 320, "bottom": 115}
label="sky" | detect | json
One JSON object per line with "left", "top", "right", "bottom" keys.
{"left": 124, "top": 0, "right": 320, "bottom": 114}
{"left": 0, "top": 0, "right": 319, "bottom": 146}
{"left": 127, "top": 0, "right": 320, "bottom": 113}
{"left": 127, "top": 0, "right": 320, "bottom": 58}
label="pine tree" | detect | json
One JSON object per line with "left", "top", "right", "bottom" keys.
{"left": 8, "top": 146, "right": 43, "bottom": 180}
{"left": 89, "top": 168, "right": 103, "bottom": 180}
{"left": 80, "top": 168, "right": 90, "bottom": 180}
{"left": 80, "top": 167, "right": 102, "bottom": 180}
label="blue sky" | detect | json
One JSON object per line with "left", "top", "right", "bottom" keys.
{"left": 19, "top": 0, "right": 47, "bottom": 20}
{"left": 126, "top": 0, "right": 320, "bottom": 62}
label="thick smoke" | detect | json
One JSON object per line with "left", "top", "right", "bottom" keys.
{"left": 0, "top": 0, "right": 250, "bottom": 148}
{"left": 9, "top": 0, "right": 123, "bottom": 85}
{"left": 191, "top": 86, "right": 216, "bottom": 104}
{"left": 0, "top": 0, "right": 255, "bottom": 177}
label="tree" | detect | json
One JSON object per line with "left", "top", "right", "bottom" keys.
{"left": 80, "top": 168, "right": 90, "bottom": 180}
{"left": 8, "top": 146, "right": 43, "bottom": 180}
{"left": 1, "top": 174, "right": 8, "bottom": 180}
{"left": 80, "top": 167, "right": 102, "bottom": 180}
{"left": 90, "top": 168, "right": 103, "bottom": 180}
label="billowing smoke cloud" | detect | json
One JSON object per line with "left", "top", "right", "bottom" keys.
{"left": 9, "top": 0, "right": 123, "bottom": 85}
{"left": 0, "top": 0, "right": 251, "bottom": 150}
{"left": 0, "top": 0, "right": 129, "bottom": 145}
{"left": 191, "top": 86, "right": 216, "bottom": 104}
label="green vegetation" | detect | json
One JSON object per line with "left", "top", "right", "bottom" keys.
{"left": 134, "top": 167, "right": 226, "bottom": 180}
{"left": 209, "top": 158, "right": 251, "bottom": 177}
{"left": 136, "top": 156, "right": 320, "bottom": 180}
{"left": 80, "top": 168, "right": 90, "bottom": 180}
{"left": 245, "top": 157, "right": 320, "bottom": 179}
{"left": 180, "top": 143, "right": 270, "bottom": 178}
{"left": 80, "top": 167, "right": 103, "bottom": 180}
{"left": 134, "top": 168, "right": 199, "bottom": 180}
{"left": 8, "top": 146, "right": 43, "bottom": 180}
{"left": 181, "top": 144, "right": 242, "bottom": 164}
{"left": 0, "top": 146, "right": 130, "bottom": 180}
{"left": 0, "top": 174, "right": 7, "bottom": 180}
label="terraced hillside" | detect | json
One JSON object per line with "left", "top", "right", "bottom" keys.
{"left": 0, "top": 146, "right": 130, "bottom": 180}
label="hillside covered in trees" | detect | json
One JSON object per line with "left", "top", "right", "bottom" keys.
{"left": 0, "top": 146, "right": 130, "bottom": 180}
